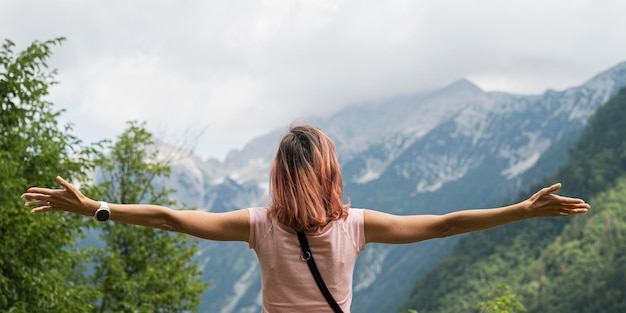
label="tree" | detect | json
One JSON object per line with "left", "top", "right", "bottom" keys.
{"left": 84, "top": 121, "right": 208, "bottom": 313}
{"left": 477, "top": 284, "right": 526, "bottom": 313}
{"left": 0, "top": 38, "right": 97, "bottom": 312}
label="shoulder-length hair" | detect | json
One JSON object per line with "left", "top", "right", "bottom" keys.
{"left": 268, "top": 125, "right": 350, "bottom": 232}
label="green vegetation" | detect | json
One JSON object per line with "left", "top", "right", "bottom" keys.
{"left": 84, "top": 121, "right": 208, "bottom": 312}
{"left": 522, "top": 177, "right": 626, "bottom": 312}
{"left": 1, "top": 37, "right": 96, "bottom": 312}
{"left": 399, "top": 86, "right": 626, "bottom": 312}
{"left": 0, "top": 39, "right": 207, "bottom": 312}
{"left": 477, "top": 284, "right": 525, "bottom": 313}
{"left": 4, "top": 36, "right": 624, "bottom": 313}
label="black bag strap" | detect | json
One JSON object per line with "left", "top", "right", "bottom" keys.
{"left": 297, "top": 231, "right": 344, "bottom": 313}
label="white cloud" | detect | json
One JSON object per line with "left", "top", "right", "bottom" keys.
{"left": 2, "top": 0, "right": 626, "bottom": 160}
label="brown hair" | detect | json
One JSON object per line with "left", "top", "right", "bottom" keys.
{"left": 268, "top": 125, "right": 350, "bottom": 232}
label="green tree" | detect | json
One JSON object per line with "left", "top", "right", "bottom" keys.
{"left": 85, "top": 121, "right": 208, "bottom": 313}
{"left": 477, "top": 284, "right": 525, "bottom": 313}
{"left": 0, "top": 38, "right": 96, "bottom": 312}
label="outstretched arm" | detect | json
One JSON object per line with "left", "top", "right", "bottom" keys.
{"left": 364, "top": 183, "right": 589, "bottom": 244}
{"left": 22, "top": 176, "right": 250, "bottom": 242}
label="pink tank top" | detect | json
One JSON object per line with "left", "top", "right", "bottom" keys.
{"left": 248, "top": 207, "right": 365, "bottom": 313}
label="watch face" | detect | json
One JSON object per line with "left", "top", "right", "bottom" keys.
{"left": 96, "top": 209, "right": 110, "bottom": 221}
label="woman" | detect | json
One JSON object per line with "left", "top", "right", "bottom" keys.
{"left": 22, "top": 125, "right": 589, "bottom": 313}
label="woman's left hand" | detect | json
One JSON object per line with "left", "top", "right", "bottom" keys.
{"left": 524, "top": 183, "right": 590, "bottom": 218}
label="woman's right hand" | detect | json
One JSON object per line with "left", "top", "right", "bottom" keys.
{"left": 22, "top": 176, "right": 99, "bottom": 216}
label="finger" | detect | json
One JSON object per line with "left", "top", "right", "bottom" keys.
{"left": 547, "top": 183, "right": 561, "bottom": 194}
{"left": 24, "top": 199, "right": 48, "bottom": 207}
{"left": 21, "top": 193, "right": 53, "bottom": 202}
{"left": 31, "top": 205, "right": 56, "bottom": 213}
{"left": 25, "top": 187, "right": 53, "bottom": 195}
{"left": 56, "top": 176, "right": 84, "bottom": 198}
{"left": 56, "top": 176, "right": 75, "bottom": 192}
{"left": 559, "top": 197, "right": 590, "bottom": 207}
{"left": 531, "top": 183, "right": 562, "bottom": 201}
{"left": 552, "top": 194, "right": 586, "bottom": 204}
{"left": 24, "top": 200, "right": 42, "bottom": 207}
{"left": 573, "top": 201, "right": 590, "bottom": 208}
{"left": 561, "top": 208, "right": 589, "bottom": 216}
{"left": 556, "top": 196, "right": 589, "bottom": 206}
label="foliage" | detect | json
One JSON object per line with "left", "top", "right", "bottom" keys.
{"left": 398, "top": 86, "right": 626, "bottom": 313}
{"left": 0, "top": 38, "right": 98, "bottom": 312}
{"left": 519, "top": 177, "right": 626, "bottom": 312}
{"left": 477, "top": 284, "right": 525, "bottom": 313}
{"left": 84, "top": 121, "right": 208, "bottom": 312}
{"left": 556, "top": 86, "right": 626, "bottom": 200}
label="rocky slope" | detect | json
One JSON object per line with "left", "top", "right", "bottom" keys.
{"left": 159, "top": 62, "right": 626, "bottom": 312}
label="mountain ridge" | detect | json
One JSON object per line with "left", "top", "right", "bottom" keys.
{"left": 157, "top": 61, "right": 626, "bottom": 312}
{"left": 399, "top": 84, "right": 626, "bottom": 313}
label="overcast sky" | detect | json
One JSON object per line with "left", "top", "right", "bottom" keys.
{"left": 2, "top": 0, "right": 625, "bottom": 161}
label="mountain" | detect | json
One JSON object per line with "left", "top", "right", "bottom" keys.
{"left": 399, "top": 85, "right": 626, "bottom": 313}
{"left": 158, "top": 62, "right": 626, "bottom": 312}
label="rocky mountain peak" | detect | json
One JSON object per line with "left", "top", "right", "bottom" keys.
{"left": 160, "top": 61, "right": 626, "bottom": 313}
{"left": 439, "top": 78, "right": 483, "bottom": 95}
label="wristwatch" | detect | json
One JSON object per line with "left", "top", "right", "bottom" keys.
{"left": 94, "top": 201, "right": 111, "bottom": 222}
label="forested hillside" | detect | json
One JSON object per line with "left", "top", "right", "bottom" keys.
{"left": 159, "top": 62, "right": 626, "bottom": 312}
{"left": 399, "top": 86, "right": 626, "bottom": 313}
